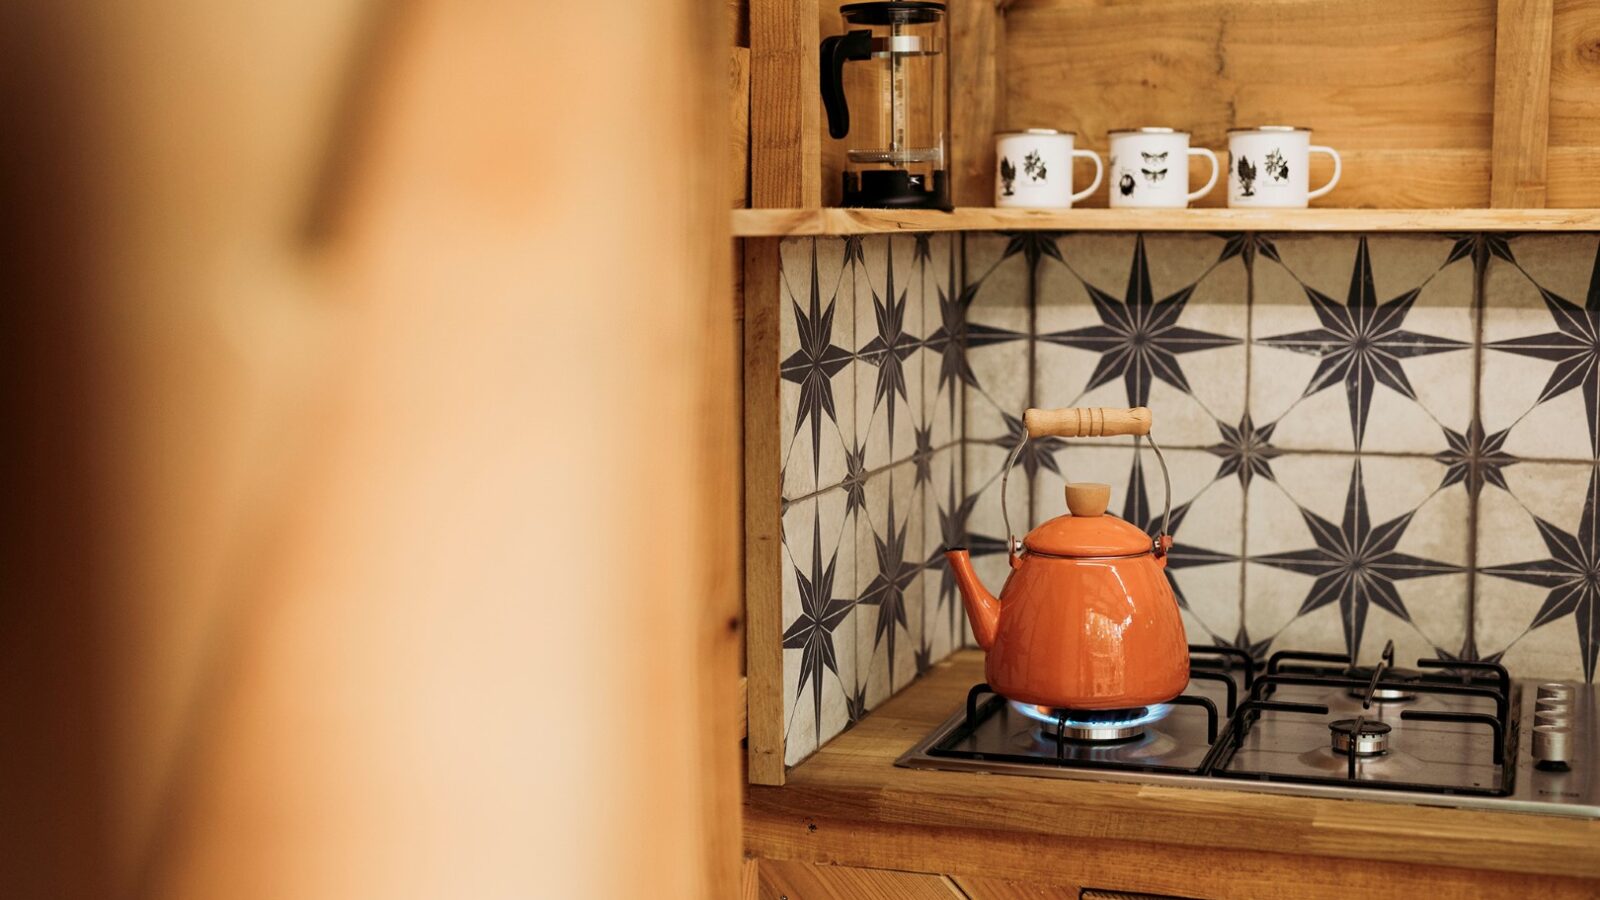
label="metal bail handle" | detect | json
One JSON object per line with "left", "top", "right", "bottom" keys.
{"left": 1000, "top": 406, "right": 1173, "bottom": 556}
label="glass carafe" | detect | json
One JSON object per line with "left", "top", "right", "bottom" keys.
{"left": 820, "top": 2, "right": 950, "bottom": 210}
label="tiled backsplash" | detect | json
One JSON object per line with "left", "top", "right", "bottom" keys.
{"left": 773, "top": 230, "right": 1600, "bottom": 767}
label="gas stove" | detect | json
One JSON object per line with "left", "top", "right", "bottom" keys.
{"left": 896, "top": 642, "right": 1599, "bottom": 818}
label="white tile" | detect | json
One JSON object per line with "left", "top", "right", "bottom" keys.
{"left": 780, "top": 486, "right": 855, "bottom": 765}
{"left": 856, "top": 235, "right": 925, "bottom": 471}
{"left": 779, "top": 237, "right": 855, "bottom": 500}
{"left": 962, "top": 233, "right": 1031, "bottom": 443}
{"left": 1250, "top": 235, "right": 1475, "bottom": 455}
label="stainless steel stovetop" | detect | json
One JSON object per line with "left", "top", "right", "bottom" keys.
{"left": 896, "top": 644, "right": 1599, "bottom": 818}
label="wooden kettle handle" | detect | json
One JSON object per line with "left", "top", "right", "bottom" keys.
{"left": 1023, "top": 407, "right": 1152, "bottom": 439}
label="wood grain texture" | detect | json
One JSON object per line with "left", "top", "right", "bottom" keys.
{"left": 730, "top": 206, "right": 1600, "bottom": 236}
{"left": 1491, "top": 0, "right": 1555, "bottom": 207}
{"left": 954, "top": 876, "right": 1079, "bottom": 900}
{"left": 950, "top": 0, "right": 1005, "bottom": 207}
{"left": 757, "top": 859, "right": 962, "bottom": 899}
{"left": 746, "top": 652, "right": 1600, "bottom": 888}
{"left": 731, "top": 47, "right": 751, "bottom": 208}
{"left": 744, "top": 237, "right": 786, "bottom": 785}
{"left": 1546, "top": 0, "right": 1600, "bottom": 206}
{"left": 751, "top": 0, "right": 821, "bottom": 207}
{"left": 1004, "top": 0, "right": 1496, "bottom": 209}
{"left": 1024, "top": 406, "right": 1151, "bottom": 439}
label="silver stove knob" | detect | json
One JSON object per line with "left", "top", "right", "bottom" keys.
{"left": 1537, "top": 683, "right": 1574, "bottom": 703}
{"left": 1533, "top": 724, "right": 1572, "bottom": 771}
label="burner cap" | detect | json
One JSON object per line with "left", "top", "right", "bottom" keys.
{"left": 1330, "top": 718, "right": 1391, "bottom": 756}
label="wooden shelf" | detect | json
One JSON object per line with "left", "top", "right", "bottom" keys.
{"left": 732, "top": 206, "right": 1600, "bottom": 237}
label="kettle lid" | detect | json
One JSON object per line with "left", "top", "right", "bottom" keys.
{"left": 1022, "top": 483, "right": 1153, "bottom": 557}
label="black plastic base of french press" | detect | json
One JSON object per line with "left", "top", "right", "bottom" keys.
{"left": 842, "top": 169, "right": 952, "bottom": 211}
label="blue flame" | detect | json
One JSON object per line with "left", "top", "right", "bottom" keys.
{"left": 1010, "top": 701, "right": 1173, "bottom": 730}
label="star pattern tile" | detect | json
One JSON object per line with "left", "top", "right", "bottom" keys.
{"left": 780, "top": 243, "right": 853, "bottom": 479}
{"left": 1039, "top": 234, "right": 1241, "bottom": 406}
{"left": 1252, "top": 460, "right": 1459, "bottom": 660}
{"left": 858, "top": 247, "right": 921, "bottom": 447}
{"left": 1257, "top": 237, "right": 1467, "bottom": 450}
{"left": 1480, "top": 468, "right": 1600, "bottom": 681}
{"left": 1485, "top": 241, "right": 1600, "bottom": 456}
{"left": 859, "top": 493, "right": 921, "bottom": 693}
{"left": 782, "top": 514, "right": 853, "bottom": 737}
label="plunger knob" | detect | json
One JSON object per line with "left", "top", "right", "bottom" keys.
{"left": 1065, "top": 483, "right": 1110, "bottom": 517}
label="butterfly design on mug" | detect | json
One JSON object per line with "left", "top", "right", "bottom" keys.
{"left": 1140, "top": 150, "right": 1169, "bottom": 184}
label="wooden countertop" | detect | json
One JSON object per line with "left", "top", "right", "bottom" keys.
{"left": 745, "top": 651, "right": 1600, "bottom": 898}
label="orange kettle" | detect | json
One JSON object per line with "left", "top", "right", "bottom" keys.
{"left": 946, "top": 406, "right": 1190, "bottom": 710}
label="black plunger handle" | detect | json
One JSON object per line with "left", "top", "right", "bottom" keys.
{"left": 820, "top": 30, "right": 872, "bottom": 140}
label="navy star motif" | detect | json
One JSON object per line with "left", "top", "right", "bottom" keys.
{"left": 781, "top": 513, "right": 854, "bottom": 735}
{"left": 860, "top": 493, "right": 921, "bottom": 691}
{"left": 1039, "top": 235, "right": 1240, "bottom": 406}
{"left": 1252, "top": 460, "right": 1459, "bottom": 660}
{"left": 1258, "top": 237, "right": 1467, "bottom": 450}
{"left": 1480, "top": 468, "right": 1600, "bottom": 681}
{"left": 1216, "top": 623, "right": 1275, "bottom": 665}
{"left": 1485, "top": 241, "right": 1600, "bottom": 456}
{"left": 1207, "top": 412, "right": 1282, "bottom": 490}
{"left": 923, "top": 281, "right": 1025, "bottom": 403}
{"left": 780, "top": 241, "right": 854, "bottom": 478}
{"left": 1433, "top": 418, "right": 1517, "bottom": 499}
{"left": 858, "top": 243, "right": 921, "bottom": 447}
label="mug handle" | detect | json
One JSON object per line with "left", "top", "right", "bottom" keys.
{"left": 1307, "top": 145, "right": 1342, "bottom": 201}
{"left": 1186, "top": 147, "right": 1220, "bottom": 202}
{"left": 1069, "top": 149, "right": 1104, "bottom": 203}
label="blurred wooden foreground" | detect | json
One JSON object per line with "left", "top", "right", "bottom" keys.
{"left": 0, "top": 1, "right": 740, "bottom": 897}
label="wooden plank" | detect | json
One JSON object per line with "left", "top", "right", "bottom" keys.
{"left": 728, "top": 0, "right": 749, "bottom": 48}
{"left": 1545, "top": 0, "right": 1600, "bottom": 206}
{"left": 756, "top": 859, "right": 962, "bottom": 900}
{"left": 1005, "top": 0, "right": 1496, "bottom": 209}
{"left": 741, "top": 859, "right": 760, "bottom": 900}
{"left": 731, "top": 47, "right": 751, "bottom": 208}
{"left": 749, "top": 813, "right": 1600, "bottom": 900}
{"left": 1491, "top": 0, "right": 1555, "bottom": 206}
{"left": 746, "top": 651, "right": 1600, "bottom": 882}
{"left": 750, "top": 0, "right": 821, "bottom": 207}
{"left": 949, "top": 0, "right": 1005, "bottom": 207}
{"left": 743, "top": 237, "right": 786, "bottom": 785}
{"left": 731, "top": 206, "right": 1600, "bottom": 236}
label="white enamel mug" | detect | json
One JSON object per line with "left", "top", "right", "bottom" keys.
{"left": 1227, "top": 126, "right": 1341, "bottom": 208}
{"left": 1107, "top": 127, "right": 1220, "bottom": 208}
{"left": 994, "top": 129, "right": 1103, "bottom": 208}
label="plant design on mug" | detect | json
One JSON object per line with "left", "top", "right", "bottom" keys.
{"left": 1140, "top": 150, "right": 1169, "bottom": 184}
{"left": 999, "top": 156, "right": 1016, "bottom": 196}
{"left": 1265, "top": 147, "right": 1289, "bottom": 183}
{"left": 1236, "top": 155, "right": 1257, "bottom": 197}
{"left": 1023, "top": 149, "right": 1047, "bottom": 182}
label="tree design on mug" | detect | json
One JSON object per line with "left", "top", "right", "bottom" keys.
{"left": 1236, "top": 155, "right": 1257, "bottom": 196}
{"left": 1265, "top": 147, "right": 1289, "bottom": 182}
{"left": 999, "top": 156, "right": 1016, "bottom": 196}
{"left": 1023, "top": 149, "right": 1047, "bottom": 182}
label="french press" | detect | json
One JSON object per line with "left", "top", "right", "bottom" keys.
{"left": 820, "top": 1, "right": 951, "bottom": 210}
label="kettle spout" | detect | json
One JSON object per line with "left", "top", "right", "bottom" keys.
{"left": 945, "top": 548, "right": 999, "bottom": 650}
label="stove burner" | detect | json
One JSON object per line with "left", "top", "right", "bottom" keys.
{"left": 1347, "top": 684, "right": 1416, "bottom": 703}
{"left": 1011, "top": 701, "right": 1172, "bottom": 743}
{"left": 1330, "top": 718, "right": 1391, "bottom": 756}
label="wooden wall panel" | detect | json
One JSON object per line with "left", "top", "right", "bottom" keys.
{"left": 1546, "top": 0, "right": 1600, "bottom": 206}
{"left": 950, "top": 0, "right": 1005, "bottom": 207}
{"left": 1491, "top": 0, "right": 1554, "bottom": 206}
{"left": 755, "top": 860, "right": 959, "bottom": 899}
{"left": 752, "top": 0, "right": 822, "bottom": 207}
{"left": 1004, "top": 0, "right": 1497, "bottom": 208}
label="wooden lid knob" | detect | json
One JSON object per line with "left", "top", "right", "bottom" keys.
{"left": 1065, "top": 483, "right": 1110, "bottom": 517}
